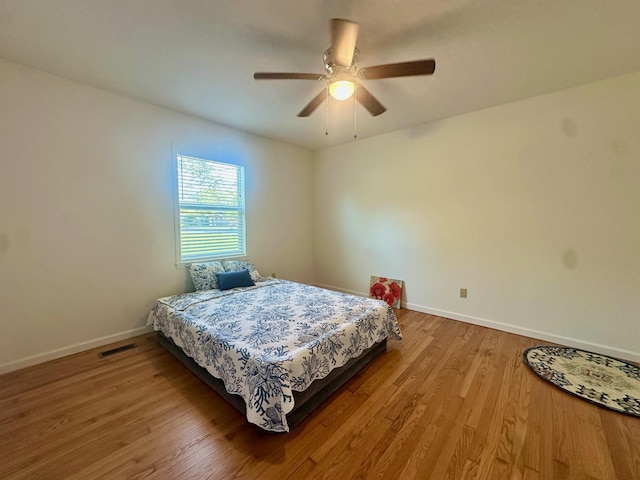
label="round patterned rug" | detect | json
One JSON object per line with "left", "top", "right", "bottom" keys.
{"left": 523, "top": 346, "right": 640, "bottom": 417}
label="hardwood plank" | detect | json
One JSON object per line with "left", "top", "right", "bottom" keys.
{"left": 600, "top": 408, "right": 640, "bottom": 480}
{"left": 1, "top": 310, "right": 638, "bottom": 480}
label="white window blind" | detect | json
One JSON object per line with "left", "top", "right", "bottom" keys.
{"left": 176, "top": 155, "right": 246, "bottom": 263}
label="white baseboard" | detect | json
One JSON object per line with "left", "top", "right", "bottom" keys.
{"left": 5, "top": 285, "right": 637, "bottom": 375}
{"left": 0, "top": 325, "right": 154, "bottom": 375}
{"left": 314, "top": 283, "right": 640, "bottom": 364}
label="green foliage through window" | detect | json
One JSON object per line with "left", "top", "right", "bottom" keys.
{"left": 176, "top": 155, "right": 245, "bottom": 262}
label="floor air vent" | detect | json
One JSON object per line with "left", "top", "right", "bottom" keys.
{"left": 99, "top": 343, "right": 137, "bottom": 358}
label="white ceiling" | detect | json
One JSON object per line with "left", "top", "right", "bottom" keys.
{"left": 2, "top": 0, "right": 640, "bottom": 151}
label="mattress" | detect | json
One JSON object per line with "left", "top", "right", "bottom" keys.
{"left": 147, "top": 279, "right": 402, "bottom": 432}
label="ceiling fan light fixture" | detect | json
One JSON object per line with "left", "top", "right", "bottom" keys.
{"left": 328, "top": 80, "right": 355, "bottom": 101}
{"left": 253, "top": 19, "right": 435, "bottom": 118}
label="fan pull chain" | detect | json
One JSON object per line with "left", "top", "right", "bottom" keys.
{"left": 325, "top": 86, "right": 329, "bottom": 136}
{"left": 353, "top": 83, "right": 358, "bottom": 139}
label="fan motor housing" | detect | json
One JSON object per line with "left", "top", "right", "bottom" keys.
{"left": 323, "top": 47, "right": 360, "bottom": 76}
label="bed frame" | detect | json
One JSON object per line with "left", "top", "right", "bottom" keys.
{"left": 156, "top": 332, "right": 387, "bottom": 431}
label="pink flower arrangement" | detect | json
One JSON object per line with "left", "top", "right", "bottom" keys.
{"left": 369, "top": 277, "right": 403, "bottom": 308}
{"left": 383, "top": 292, "right": 397, "bottom": 306}
{"left": 388, "top": 281, "right": 402, "bottom": 299}
{"left": 370, "top": 282, "right": 387, "bottom": 299}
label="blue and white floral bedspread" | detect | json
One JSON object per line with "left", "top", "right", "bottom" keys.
{"left": 147, "top": 279, "right": 402, "bottom": 432}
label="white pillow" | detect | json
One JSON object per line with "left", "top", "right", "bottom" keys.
{"left": 188, "top": 261, "right": 225, "bottom": 290}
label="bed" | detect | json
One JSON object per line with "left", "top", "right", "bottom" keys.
{"left": 147, "top": 270, "right": 402, "bottom": 433}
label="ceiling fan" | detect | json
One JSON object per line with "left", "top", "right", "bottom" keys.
{"left": 253, "top": 18, "right": 436, "bottom": 117}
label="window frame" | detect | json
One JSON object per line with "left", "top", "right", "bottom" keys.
{"left": 173, "top": 154, "right": 246, "bottom": 266}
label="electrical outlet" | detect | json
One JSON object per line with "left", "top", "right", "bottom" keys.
{"left": 460, "top": 288, "right": 467, "bottom": 298}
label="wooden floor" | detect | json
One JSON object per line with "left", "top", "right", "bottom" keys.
{"left": 1, "top": 310, "right": 639, "bottom": 480}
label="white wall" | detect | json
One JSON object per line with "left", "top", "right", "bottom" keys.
{"left": 313, "top": 71, "right": 640, "bottom": 362}
{"left": 2, "top": 56, "right": 637, "bottom": 373}
{"left": 0, "top": 58, "right": 314, "bottom": 372}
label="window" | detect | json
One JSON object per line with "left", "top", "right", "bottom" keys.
{"left": 175, "top": 154, "right": 245, "bottom": 263}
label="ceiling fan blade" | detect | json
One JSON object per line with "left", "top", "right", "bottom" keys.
{"left": 331, "top": 18, "right": 359, "bottom": 67}
{"left": 356, "top": 85, "right": 386, "bottom": 116}
{"left": 298, "top": 89, "right": 327, "bottom": 117}
{"left": 360, "top": 59, "right": 436, "bottom": 80}
{"left": 254, "top": 72, "right": 326, "bottom": 80}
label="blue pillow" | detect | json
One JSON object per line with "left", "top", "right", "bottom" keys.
{"left": 215, "top": 269, "right": 255, "bottom": 290}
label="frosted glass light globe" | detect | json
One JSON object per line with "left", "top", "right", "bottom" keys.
{"left": 329, "top": 80, "right": 355, "bottom": 101}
